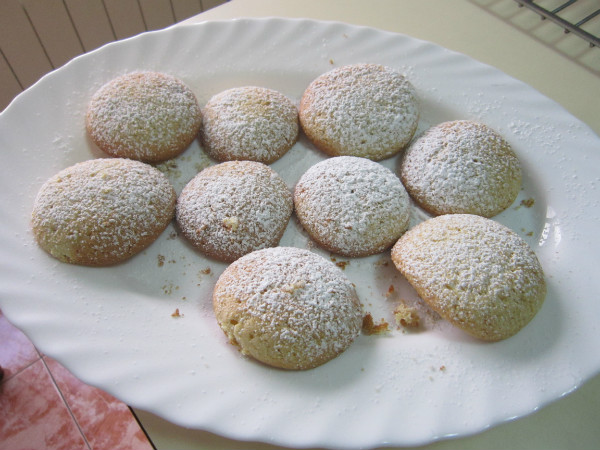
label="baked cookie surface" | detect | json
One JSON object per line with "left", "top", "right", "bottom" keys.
{"left": 86, "top": 72, "right": 202, "bottom": 163}
{"left": 299, "top": 63, "right": 419, "bottom": 161}
{"left": 294, "top": 156, "right": 411, "bottom": 257}
{"left": 201, "top": 86, "right": 299, "bottom": 164}
{"left": 213, "top": 246, "right": 363, "bottom": 370}
{"left": 176, "top": 161, "right": 293, "bottom": 262}
{"left": 391, "top": 214, "right": 546, "bottom": 341}
{"left": 399, "top": 120, "right": 521, "bottom": 217}
{"left": 32, "top": 158, "right": 176, "bottom": 266}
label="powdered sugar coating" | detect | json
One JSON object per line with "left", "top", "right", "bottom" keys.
{"left": 391, "top": 214, "right": 546, "bottom": 341}
{"left": 299, "top": 63, "right": 419, "bottom": 161}
{"left": 399, "top": 120, "right": 522, "bottom": 217}
{"left": 31, "top": 158, "right": 176, "bottom": 266}
{"left": 176, "top": 161, "right": 293, "bottom": 262}
{"left": 201, "top": 86, "right": 299, "bottom": 164}
{"left": 294, "top": 156, "right": 411, "bottom": 257}
{"left": 86, "top": 72, "right": 202, "bottom": 163}
{"left": 213, "top": 247, "right": 363, "bottom": 370}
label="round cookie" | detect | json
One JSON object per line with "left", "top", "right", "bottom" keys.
{"left": 294, "top": 156, "right": 411, "bottom": 257}
{"left": 299, "top": 63, "right": 419, "bottom": 161}
{"left": 32, "top": 158, "right": 176, "bottom": 266}
{"left": 176, "top": 161, "right": 293, "bottom": 262}
{"left": 86, "top": 72, "right": 202, "bottom": 163}
{"left": 391, "top": 214, "right": 546, "bottom": 341}
{"left": 399, "top": 120, "right": 522, "bottom": 218}
{"left": 201, "top": 86, "right": 299, "bottom": 164}
{"left": 213, "top": 246, "right": 363, "bottom": 370}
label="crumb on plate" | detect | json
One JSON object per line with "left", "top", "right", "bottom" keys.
{"left": 362, "top": 313, "right": 390, "bottom": 335}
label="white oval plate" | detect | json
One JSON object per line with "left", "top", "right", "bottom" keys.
{"left": 1, "top": 18, "right": 600, "bottom": 449}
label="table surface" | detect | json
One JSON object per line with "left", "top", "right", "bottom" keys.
{"left": 132, "top": 1, "right": 600, "bottom": 449}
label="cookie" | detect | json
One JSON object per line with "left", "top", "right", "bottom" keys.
{"left": 391, "top": 214, "right": 546, "bottom": 341}
{"left": 176, "top": 161, "right": 293, "bottom": 262}
{"left": 399, "top": 120, "right": 522, "bottom": 217}
{"left": 212, "top": 247, "right": 363, "bottom": 370}
{"left": 299, "top": 63, "right": 419, "bottom": 161}
{"left": 294, "top": 156, "right": 411, "bottom": 257}
{"left": 86, "top": 72, "right": 202, "bottom": 163}
{"left": 32, "top": 158, "right": 176, "bottom": 266}
{"left": 201, "top": 86, "right": 299, "bottom": 164}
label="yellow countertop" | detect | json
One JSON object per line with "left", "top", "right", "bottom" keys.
{"left": 133, "top": 1, "right": 600, "bottom": 449}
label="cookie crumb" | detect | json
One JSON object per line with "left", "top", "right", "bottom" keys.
{"left": 171, "top": 308, "right": 183, "bottom": 318}
{"left": 521, "top": 228, "right": 534, "bottom": 237}
{"left": 393, "top": 302, "right": 420, "bottom": 328}
{"left": 162, "top": 283, "right": 179, "bottom": 295}
{"left": 374, "top": 258, "right": 390, "bottom": 267}
{"left": 223, "top": 216, "right": 239, "bottom": 231}
{"left": 157, "top": 254, "right": 165, "bottom": 267}
{"left": 156, "top": 160, "right": 181, "bottom": 179}
{"left": 362, "top": 313, "right": 390, "bottom": 335}
{"left": 520, "top": 198, "right": 535, "bottom": 208}
{"left": 335, "top": 260, "right": 349, "bottom": 270}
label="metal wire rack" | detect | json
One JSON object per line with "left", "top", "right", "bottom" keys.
{"left": 514, "top": 0, "right": 600, "bottom": 47}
